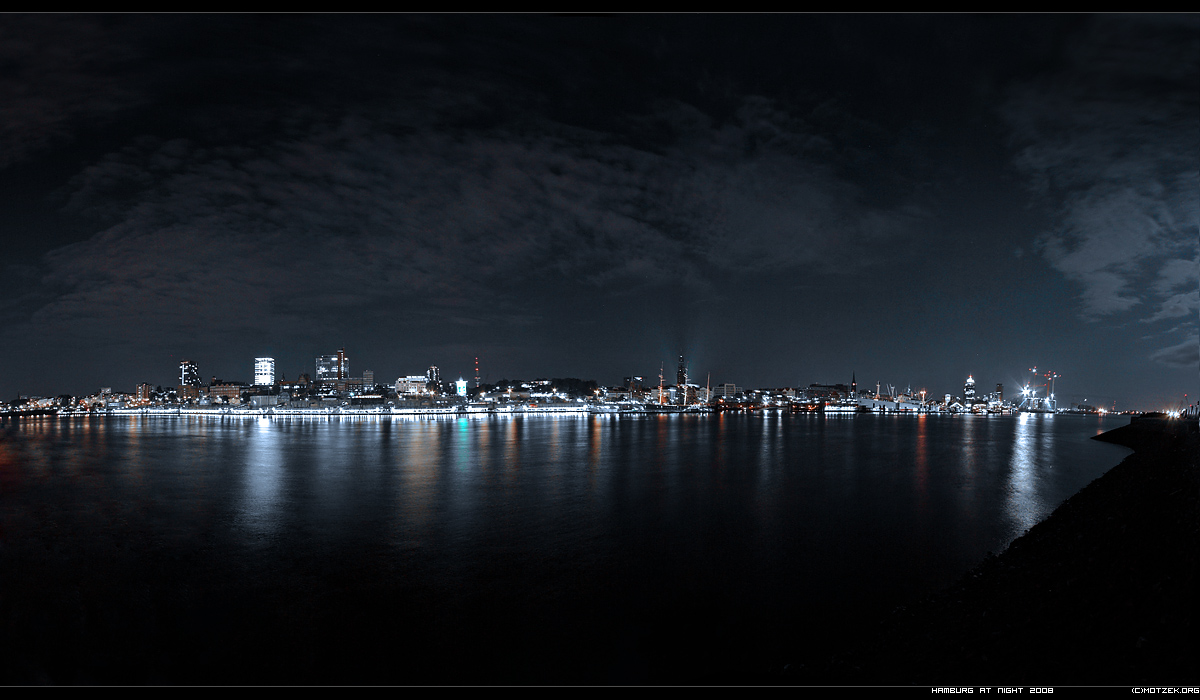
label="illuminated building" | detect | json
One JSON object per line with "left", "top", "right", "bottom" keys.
{"left": 363, "top": 369, "right": 374, "bottom": 388}
{"left": 208, "top": 379, "right": 247, "bottom": 401}
{"left": 964, "top": 375, "right": 976, "bottom": 403}
{"left": 316, "top": 349, "right": 348, "bottom": 383}
{"left": 254, "top": 357, "right": 275, "bottom": 386}
{"left": 135, "top": 383, "right": 153, "bottom": 402}
{"left": 713, "top": 383, "right": 740, "bottom": 398}
{"left": 316, "top": 355, "right": 337, "bottom": 381}
{"left": 676, "top": 355, "right": 688, "bottom": 405}
{"left": 396, "top": 375, "right": 427, "bottom": 395}
{"left": 455, "top": 378, "right": 468, "bottom": 396}
{"left": 995, "top": 383, "right": 1003, "bottom": 403}
{"left": 426, "top": 365, "right": 441, "bottom": 393}
{"left": 179, "top": 359, "right": 201, "bottom": 399}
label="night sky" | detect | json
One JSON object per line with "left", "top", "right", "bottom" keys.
{"left": 1, "top": 14, "right": 1196, "bottom": 410}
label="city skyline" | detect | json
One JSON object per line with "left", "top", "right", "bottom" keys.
{"left": 0, "top": 15, "right": 1195, "bottom": 409}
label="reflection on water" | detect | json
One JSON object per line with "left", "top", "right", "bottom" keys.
{"left": 237, "top": 417, "right": 284, "bottom": 544}
{"left": 1007, "top": 412, "right": 1052, "bottom": 534}
{"left": 1, "top": 411, "right": 1132, "bottom": 681}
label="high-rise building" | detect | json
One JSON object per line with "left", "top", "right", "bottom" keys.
{"left": 426, "top": 365, "right": 441, "bottom": 393}
{"left": 179, "top": 360, "right": 201, "bottom": 387}
{"left": 363, "top": 370, "right": 374, "bottom": 389}
{"left": 964, "top": 375, "right": 976, "bottom": 403}
{"left": 676, "top": 354, "right": 687, "bottom": 387}
{"left": 455, "top": 378, "right": 468, "bottom": 397}
{"left": 254, "top": 357, "right": 275, "bottom": 386}
{"left": 337, "top": 348, "right": 348, "bottom": 380}
{"left": 136, "top": 383, "right": 153, "bottom": 402}
{"left": 995, "top": 383, "right": 1003, "bottom": 403}
{"left": 179, "top": 359, "right": 201, "bottom": 400}
{"left": 316, "top": 354, "right": 339, "bottom": 382}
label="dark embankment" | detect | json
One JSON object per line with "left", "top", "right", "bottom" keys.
{"left": 762, "top": 416, "right": 1199, "bottom": 686}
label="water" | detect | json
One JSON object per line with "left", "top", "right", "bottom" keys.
{"left": 0, "top": 412, "right": 1131, "bottom": 684}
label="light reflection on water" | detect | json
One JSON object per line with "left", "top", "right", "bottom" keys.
{"left": 237, "top": 417, "right": 284, "bottom": 545}
{"left": 1, "top": 411, "right": 1132, "bottom": 680}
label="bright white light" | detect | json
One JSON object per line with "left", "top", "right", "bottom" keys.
{"left": 254, "top": 357, "right": 276, "bottom": 386}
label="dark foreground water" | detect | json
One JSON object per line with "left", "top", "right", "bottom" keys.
{"left": 0, "top": 412, "right": 1131, "bottom": 684}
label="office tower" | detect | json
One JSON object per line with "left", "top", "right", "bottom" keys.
{"left": 254, "top": 357, "right": 276, "bottom": 386}
{"left": 179, "top": 359, "right": 201, "bottom": 400}
{"left": 455, "top": 378, "right": 468, "bottom": 397}
{"left": 363, "top": 370, "right": 374, "bottom": 388}
{"left": 964, "top": 375, "right": 976, "bottom": 402}
{"left": 426, "top": 365, "right": 440, "bottom": 390}
{"left": 337, "top": 347, "right": 348, "bottom": 380}
{"left": 676, "top": 354, "right": 687, "bottom": 387}
{"left": 180, "top": 360, "right": 201, "bottom": 387}
{"left": 996, "top": 383, "right": 1003, "bottom": 402}
{"left": 316, "top": 355, "right": 338, "bottom": 382}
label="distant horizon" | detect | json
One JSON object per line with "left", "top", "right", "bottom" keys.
{"left": 9, "top": 350, "right": 1182, "bottom": 413}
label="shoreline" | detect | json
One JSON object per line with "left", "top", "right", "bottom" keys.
{"left": 762, "top": 415, "right": 1198, "bottom": 686}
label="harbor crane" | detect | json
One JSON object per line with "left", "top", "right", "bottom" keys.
{"left": 1018, "top": 367, "right": 1060, "bottom": 413}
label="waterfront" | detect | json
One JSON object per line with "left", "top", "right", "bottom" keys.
{"left": 0, "top": 412, "right": 1131, "bottom": 684}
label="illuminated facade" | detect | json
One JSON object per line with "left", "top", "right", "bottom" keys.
{"left": 179, "top": 360, "right": 201, "bottom": 399}
{"left": 964, "top": 375, "right": 976, "bottom": 403}
{"left": 396, "top": 375, "right": 427, "bottom": 395}
{"left": 254, "top": 357, "right": 275, "bottom": 386}
{"left": 363, "top": 369, "right": 374, "bottom": 388}
{"left": 316, "top": 355, "right": 337, "bottom": 381}
{"left": 316, "top": 350, "right": 349, "bottom": 383}
{"left": 208, "top": 380, "right": 246, "bottom": 401}
{"left": 180, "top": 360, "right": 201, "bottom": 387}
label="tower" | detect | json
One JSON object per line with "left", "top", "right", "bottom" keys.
{"left": 179, "top": 359, "right": 201, "bottom": 400}
{"left": 337, "top": 347, "right": 348, "bottom": 381}
{"left": 254, "top": 357, "right": 275, "bottom": 386}
{"left": 475, "top": 357, "right": 480, "bottom": 388}
{"left": 316, "top": 354, "right": 338, "bottom": 382}
{"left": 851, "top": 372, "right": 857, "bottom": 399}
{"left": 676, "top": 354, "right": 687, "bottom": 387}
{"left": 964, "top": 375, "right": 976, "bottom": 403}
{"left": 179, "top": 360, "right": 201, "bottom": 388}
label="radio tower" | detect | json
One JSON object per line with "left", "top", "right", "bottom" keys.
{"left": 474, "top": 357, "right": 480, "bottom": 388}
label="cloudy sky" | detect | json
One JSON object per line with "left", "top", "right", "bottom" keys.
{"left": 1, "top": 14, "right": 1196, "bottom": 410}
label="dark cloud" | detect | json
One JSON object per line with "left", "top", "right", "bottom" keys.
{"left": 1003, "top": 15, "right": 1199, "bottom": 365}
{"left": 19, "top": 85, "right": 919, "bottom": 360}
{"left": 0, "top": 16, "right": 146, "bottom": 169}
{"left": 1149, "top": 336, "right": 1200, "bottom": 369}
